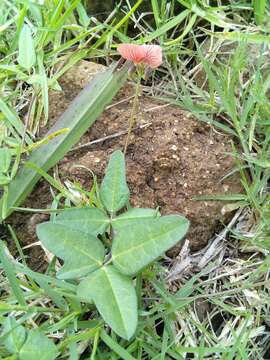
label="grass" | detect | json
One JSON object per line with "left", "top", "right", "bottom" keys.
{"left": 0, "top": 0, "right": 270, "bottom": 358}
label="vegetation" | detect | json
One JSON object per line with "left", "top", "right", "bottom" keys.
{"left": 0, "top": 0, "right": 269, "bottom": 358}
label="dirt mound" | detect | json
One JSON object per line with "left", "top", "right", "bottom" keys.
{"left": 7, "top": 61, "right": 242, "bottom": 268}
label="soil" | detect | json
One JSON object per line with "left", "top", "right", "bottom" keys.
{"left": 6, "top": 60, "right": 242, "bottom": 270}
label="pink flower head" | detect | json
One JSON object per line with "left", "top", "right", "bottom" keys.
{"left": 118, "top": 43, "right": 162, "bottom": 69}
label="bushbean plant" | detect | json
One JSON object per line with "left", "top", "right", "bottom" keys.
{"left": 37, "top": 150, "right": 189, "bottom": 339}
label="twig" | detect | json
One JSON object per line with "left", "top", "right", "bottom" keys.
{"left": 106, "top": 94, "right": 135, "bottom": 110}
{"left": 70, "top": 122, "right": 152, "bottom": 152}
{"left": 197, "top": 208, "right": 242, "bottom": 268}
{"left": 166, "top": 209, "right": 243, "bottom": 281}
{"left": 145, "top": 103, "right": 171, "bottom": 113}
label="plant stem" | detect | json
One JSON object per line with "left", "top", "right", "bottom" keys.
{"left": 136, "top": 272, "right": 143, "bottom": 310}
{"left": 123, "top": 74, "right": 141, "bottom": 154}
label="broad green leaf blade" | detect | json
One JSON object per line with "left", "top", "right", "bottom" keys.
{"left": 3, "top": 317, "right": 26, "bottom": 353}
{"left": 100, "top": 150, "right": 130, "bottom": 213}
{"left": 55, "top": 207, "right": 110, "bottom": 236}
{"left": 0, "top": 62, "right": 130, "bottom": 222}
{"left": 19, "top": 330, "right": 58, "bottom": 360}
{"left": 18, "top": 25, "right": 36, "bottom": 70}
{"left": 77, "top": 265, "right": 137, "bottom": 340}
{"left": 112, "top": 208, "right": 159, "bottom": 231}
{"left": 36, "top": 223, "right": 105, "bottom": 279}
{"left": 112, "top": 215, "right": 189, "bottom": 275}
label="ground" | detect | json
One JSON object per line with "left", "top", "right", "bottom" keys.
{"left": 1, "top": 2, "right": 269, "bottom": 357}
{"left": 7, "top": 61, "right": 242, "bottom": 270}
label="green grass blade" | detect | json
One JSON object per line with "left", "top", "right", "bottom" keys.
{"left": 205, "top": 30, "right": 270, "bottom": 44}
{"left": 193, "top": 194, "right": 247, "bottom": 201}
{"left": 142, "top": 10, "right": 190, "bottom": 42}
{"left": 99, "top": 330, "right": 137, "bottom": 360}
{"left": 18, "top": 24, "right": 36, "bottom": 70}
{"left": 37, "top": 52, "right": 49, "bottom": 124}
{"left": 0, "top": 241, "right": 27, "bottom": 306}
{"left": 0, "top": 98, "right": 31, "bottom": 144}
{"left": 0, "top": 62, "right": 129, "bottom": 221}
{"left": 253, "top": 0, "right": 266, "bottom": 24}
{"left": 165, "top": 13, "right": 197, "bottom": 45}
{"left": 92, "top": 0, "right": 143, "bottom": 50}
{"left": 151, "top": 0, "right": 161, "bottom": 28}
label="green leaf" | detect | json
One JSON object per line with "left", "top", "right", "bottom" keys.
{"left": 0, "top": 148, "right": 12, "bottom": 174}
{"left": 0, "top": 62, "right": 129, "bottom": 222}
{"left": 18, "top": 25, "right": 36, "bottom": 70}
{"left": 19, "top": 330, "right": 58, "bottom": 360}
{"left": 37, "top": 279, "right": 68, "bottom": 310}
{"left": 100, "top": 150, "right": 130, "bottom": 213}
{"left": 76, "top": 3, "right": 90, "bottom": 27}
{"left": 178, "top": 0, "right": 233, "bottom": 28}
{"left": 0, "top": 241, "right": 27, "bottom": 306}
{"left": 100, "top": 330, "right": 137, "bottom": 360}
{"left": 54, "top": 207, "right": 110, "bottom": 236}
{"left": 0, "top": 175, "right": 11, "bottom": 185}
{"left": 29, "top": 3, "right": 43, "bottom": 26}
{"left": 193, "top": 194, "right": 247, "bottom": 201}
{"left": 243, "top": 155, "right": 270, "bottom": 168}
{"left": 254, "top": 0, "right": 266, "bottom": 25}
{"left": 112, "top": 215, "right": 189, "bottom": 275}
{"left": 37, "top": 53, "right": 49, "bottom": 123}
{"left": 36, "top": 223, "right": 105, "bottom": 279}
{"left": 112, "top": 208, "right": 159, "bottom": 231}
{"left": 3, "top": 318, "right": 26, "bottom": 353}
{"left": 77, "top": 265, "right": 137, "bottom": 340}
{"left": 206, "top": 30, "right": 270, "bottom": 44}
{"left": 142, "top": 9, "right": 190, "bottom": 42}
{"left": 0, "top": 98, "right": 32, "bottom": 145}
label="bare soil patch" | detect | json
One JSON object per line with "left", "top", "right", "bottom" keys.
{"left": 7, "top": 61, "right": 242, "bottom": 269}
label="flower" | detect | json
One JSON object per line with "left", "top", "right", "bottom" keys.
{"left": 118, "top": 44, "right": 162, "bottom": 69}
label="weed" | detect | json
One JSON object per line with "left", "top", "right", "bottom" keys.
{"left": 36, "top": 150, "right": 189, "bottom": 340}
